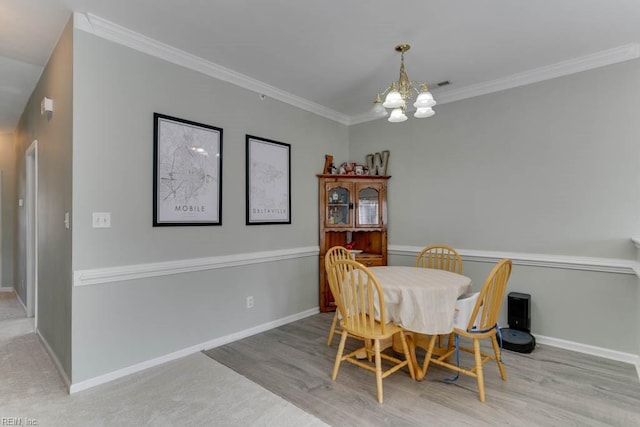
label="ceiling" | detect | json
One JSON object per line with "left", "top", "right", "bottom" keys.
{"left": 2, "top": 0, "right": 640, "bottom": 133}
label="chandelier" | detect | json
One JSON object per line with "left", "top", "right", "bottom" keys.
{"left": 372, "top": 44, "right": 436, "bottom": 122}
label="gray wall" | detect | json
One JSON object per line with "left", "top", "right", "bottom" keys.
{"left": 71, "top": 28, "right": 348, "bottom": 381}
{"left": 13, "top": 19, "right": 74, "bottom": 375}
{"left": 352, "top": 60, "right": 640, "bottom": 353}
{"left": 350, "top": 60, "right": 640, "bottom": 258}
{"left": 0, "top": 133, "right": 15, "bottom": 288}
{"left": 9, "top": 16, "right": 640, "bottom": 384}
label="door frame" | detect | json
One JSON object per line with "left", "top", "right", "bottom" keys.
{"left": 0, "top": 170, "right": 3, "bottom": 285}
{"left": 26, "top": 140, "right": 38, "bottom": 326}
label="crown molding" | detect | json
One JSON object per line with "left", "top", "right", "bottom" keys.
{"left": 389, "top": 245, "right": 639, "bottom": 276}
{"left": 73, "top": 13, "right": 639, "bottom": 128}
{"left": 73, "top": 13, "right": 351, "bottom": 125}
{"left": 436, "top": 43, "right": 640, "bottom": 105}
{"left": 350, "top": 43, "right": 640, "bottom": 126}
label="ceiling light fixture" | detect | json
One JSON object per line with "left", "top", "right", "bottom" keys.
{"left": 372, "top": 44, "right": 436, "bottom": 122}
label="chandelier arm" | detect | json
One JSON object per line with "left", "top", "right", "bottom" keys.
{"left": 372, "top": 43, "right": 436, "bottom": 120}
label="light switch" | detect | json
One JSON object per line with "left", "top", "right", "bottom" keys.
{"left": 64, "top": 212, "right": 70, "bottom": 229}
{"left": 92, "top": 212, "right": 111, "bottom": 228}
{"left": 18, "top": 199, "right": 23, "bottom": 207}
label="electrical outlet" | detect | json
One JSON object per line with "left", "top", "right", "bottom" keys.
{"left": 246, "top": 296, "right": 254, "bottom": 309}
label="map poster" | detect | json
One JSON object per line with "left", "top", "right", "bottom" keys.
{"left": 153, "top": 113, "right": 223, "bottom": 226}
{"left": 246, "top": 135, "right": 291, "bottom": 225}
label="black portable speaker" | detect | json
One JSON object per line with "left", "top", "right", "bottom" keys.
{"left": 507, "top": 292, "right": 531, "bottom": 332}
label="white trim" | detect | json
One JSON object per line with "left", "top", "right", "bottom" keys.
{"left": 631, "top": 237, "right": 640, "bottom": 249}
{"left": 349, "top": 43, "right": 640, "bottom": 125}
{"left": 436, "top": 44, "right": 640, "bottom": 105}
{"left": 534, "top": 333, "right": 639, "bottom": 367}
{"left": 0, "top": 286, "right": 14, "bottom": 292}
{"left": 36, "top": 328, "right": 72, "bottom": 392}
{"left": 66, "top": 307, "right": 639, "bottom": 393}
{"left": 74, "top": 246, "right": 319, "bottom": 287}
{"left": 15, "top": 291, "right": 27, "bottom": 315}
{"left": 26, "top": 140, "right": 38, "bottom": 324}
{"left": 69, "top": 307, "right": 319, "bottom": 393}
{"left": 72, "top": 14, "right": 639, "bottom": 128}
{"left": 73, "top": 13, "right": 350, "bottom": 126}
{"left": 389, "top": 245, "right": 639, "bottom": 276}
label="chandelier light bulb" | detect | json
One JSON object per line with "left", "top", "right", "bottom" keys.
{"left": 382, "top": 89, "right": 404, "bottom": 109}
{"left": 413, "top": 91, "right": 436, "bottom": 109}
{"left": 388, "top": 108, "right": 408, "bottom": 122}
{"left": 414, "top": 107, "right": 435, "bottom": 118}
{"left": 372, "top": 102, "right": 387, "bottom": 116}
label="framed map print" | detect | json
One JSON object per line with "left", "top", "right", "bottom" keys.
{"left": 246, "top": 135, "right": 291, "bottom": 225}
{"left": 153, "top": 113, "right": 222, "bottom": 226}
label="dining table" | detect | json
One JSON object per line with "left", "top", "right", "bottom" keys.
{"left": 368, "top": 265, "right": 473, "bottom": 379}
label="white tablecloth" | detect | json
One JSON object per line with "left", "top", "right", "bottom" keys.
{"left": 369, "top": 266, "right": 472, "bottom": 335}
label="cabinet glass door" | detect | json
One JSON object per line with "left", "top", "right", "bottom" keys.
{"left": 326, "top": 185, "right": 352, "bottom": 226}
{"left": 357, "top": 186, "right": 380, "bottom": 226}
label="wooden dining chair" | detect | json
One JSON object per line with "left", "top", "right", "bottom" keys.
{"left": 325, "top": 246, "right": 355, "bottom": 346}
{"left": 414, "top": 244, "right": 463, "bottom": 274}
{"left": 330, "top": 259, "right": 415, "bottom": 403}
{"left": 415, "top": 244, "right": 463, "bottom": 348}
{"left": 420, "top": 258, "right": 512, "bottom": 402}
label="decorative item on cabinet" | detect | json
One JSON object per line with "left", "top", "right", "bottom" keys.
{"left": 323, "top": 154, "right": 334, "bottom": 174}
{"left": 366, "top": 150, "right": 390, "bottom": 176}
{"left": 317, "top": 174, "right": 389, "bottom": 312}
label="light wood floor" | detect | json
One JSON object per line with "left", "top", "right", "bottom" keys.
{"left": 205, "top": 312, "right": 640, "bottom": 427}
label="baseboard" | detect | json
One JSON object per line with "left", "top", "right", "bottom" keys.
{"left": 58, "top": 307, "right": 639, "bottom": 392}
{"left": 69, "top": 307, "right": 319, "bottom": 394}
{"left": 36, "top": 329, "right": 72, "bottom": 391}
{"left": 0, "top": 286, "right": 15, "bottom": 292}
{"left": 535, "top": 333, "right": 639, "bottom": 368}
{"left": 15, "top": 292, "right": 27, "bottom": 315}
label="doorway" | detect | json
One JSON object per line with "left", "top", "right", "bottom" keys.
{"left": 0, "top": 170, "right": 3, "bottom": 284}
{"left": 26, "top": 140, "right": 38, "bottom": 326}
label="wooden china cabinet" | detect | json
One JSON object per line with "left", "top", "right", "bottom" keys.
{"left": 318, "top": 174, "right": 389, "bottom": 312}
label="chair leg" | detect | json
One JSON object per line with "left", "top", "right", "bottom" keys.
{"left": 473, "top": 338, "right": 486, "bottom": 402}
{"left": 420, "top": 334, "right": 439, "bottom": 381}
{"left": 491, "top": 335, "right": 507, "bottom": 380}
{"left": 332, "top": 330, "right": 348, "bottom": 380}
{"left": 399, "top": 331, "right": 416, "bottom": 380}
{"left": 374, "top": 338, "right": 383, "bottom": 403}
{"left": 327, "top": 311, "right": 339, "bottom": 346}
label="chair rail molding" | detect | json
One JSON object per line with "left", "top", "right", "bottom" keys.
{"left": 389, "top": 245, "right": 640, "bottom": 276}
{"left": 74, "top": 246, "right": 320, "bottom": 287}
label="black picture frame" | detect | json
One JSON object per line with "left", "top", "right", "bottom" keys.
{"left": 153, "top": 113, "right": 223, "bottom": 226}
{"left": 246, "top": 135, "right": 291, "bottom": 225}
